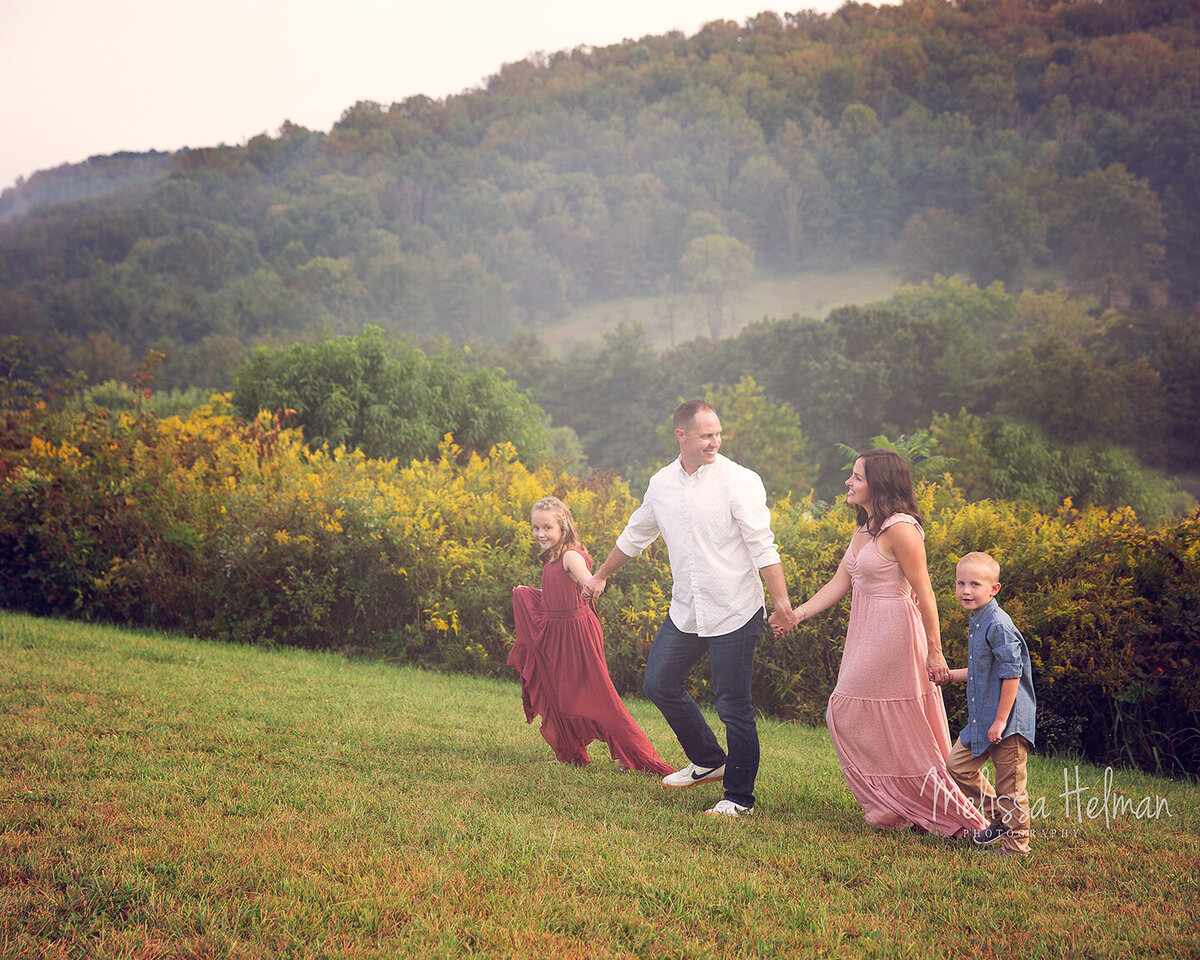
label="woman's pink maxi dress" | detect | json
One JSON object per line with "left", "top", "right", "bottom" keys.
{"left": 826, "top": 515, "right": 987, "bottom": 836}
{"left": 509, "top": 548, "right": 673, "bottom": 774}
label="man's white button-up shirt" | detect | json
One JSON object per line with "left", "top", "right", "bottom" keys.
{"left": 615, "top": 453, "right": 781, "bottom": 637}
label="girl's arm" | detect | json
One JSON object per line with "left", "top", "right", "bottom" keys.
{"left": 561, "top": 549, "right": 592, "bottom": 588}
{"left": 879, "top": 521, "right": 948, "bottom": 681}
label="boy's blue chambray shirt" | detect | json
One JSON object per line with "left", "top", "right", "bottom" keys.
{"left": 960, "top": 598, "right": 1037, "bottom": 756}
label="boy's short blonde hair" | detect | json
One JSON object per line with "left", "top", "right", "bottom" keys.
{"left": 957, "top": 551, "right": 1001, "bottom": 582}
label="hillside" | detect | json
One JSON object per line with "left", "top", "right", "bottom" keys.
{"left": 1, "top": 0, "right": 1198, "bottom": 506}
{"left": 1, "top": 0, "right": 1197, "bottom": 367}
{"left": 541, "top": 263, "right": 902, "bottom": 354}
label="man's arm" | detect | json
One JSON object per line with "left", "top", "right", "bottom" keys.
{"left": 581, "top": 546, "right": 635, "bottom": 601}
{"left": 761, "top": 562, "right": 799, "bottom": 635}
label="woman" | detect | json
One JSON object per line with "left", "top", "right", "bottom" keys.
{"left": 795, "top": 450, "right": 986, "bottom": 837}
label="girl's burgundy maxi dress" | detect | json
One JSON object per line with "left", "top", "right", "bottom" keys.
{"left": 509, "top": 547, "right": 672, "bottom": 774}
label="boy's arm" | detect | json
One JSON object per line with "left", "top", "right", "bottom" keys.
{"left": 582, "top": 546, "right": 635, "bottom": 599}
{"left": 942, "top": 667, "right": 967, "bottom": 684}
{"left": 988, "top": 677, "right": 1020, "bottom": 743}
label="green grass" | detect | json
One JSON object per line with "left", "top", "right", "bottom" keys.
{"left": 2, "top": 611, "right": 1197, "bottom": 959}
{"left": 540, "top": 264, "right": 902, "bottom": 355}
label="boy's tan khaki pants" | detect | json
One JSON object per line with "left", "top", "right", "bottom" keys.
{"left": 946, "top": 734, "right": 1031, "bottom": 854}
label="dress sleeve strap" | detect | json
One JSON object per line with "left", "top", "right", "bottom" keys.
{"left": 879, "top": 513, "right": 923, "bottom": 537}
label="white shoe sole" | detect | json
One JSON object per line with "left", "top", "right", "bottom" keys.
{"left": 662, "top": 770, "right": 725, "bottom": 789}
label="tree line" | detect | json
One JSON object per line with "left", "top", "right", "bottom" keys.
{"left": 469, "top": 275, "right": 1197, "bottom": 522}
{"left": 1, "top": 0, "right": 1196, "bottom": 364}
{"left": 4, "top": 268, "right": 1197, "bottom": 524}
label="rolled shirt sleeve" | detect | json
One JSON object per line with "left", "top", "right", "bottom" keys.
{"left": 615, "top": 497, "right": 661, "bottom": 559}
{"left": 987, "top": 619, "right": 1027, "bottom": 680}
{"left": 730, "top": 468, "right": 782, "bottom": 571}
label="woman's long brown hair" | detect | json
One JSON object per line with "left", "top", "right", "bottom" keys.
{"left": 852, "top": 449, "right": 922, "bottom": 537}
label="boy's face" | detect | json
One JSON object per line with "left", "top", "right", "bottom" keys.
{"left": 955, "top": 561, "right": 1001, "bottom": 612}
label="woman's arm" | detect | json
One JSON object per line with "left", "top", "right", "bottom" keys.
{"left": 795, "top": 553, "right": 853, "bottom": 622}
{"left": 879, "top": 520, "right": 948, "bottom": 680}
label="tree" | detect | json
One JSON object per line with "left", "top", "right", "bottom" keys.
{"left": 893, "top": 208, "right": 969, "bottom": 282}
{"left": 1058, "top": 164, "right": 1166, "bottom": 309}
{"left": 965, "top": 175, "right": 1051, "bottom": 289}
{"left": 680, "top": 235, "right": 755, "bottom": 339}
{"left": 702, "top": 377, "right": 815, "bottom": 500}
{"left": 542, "top": 322, "right": 674, "bottom": 473}
{"left": 996, "top": 334, "right": 1168, "bottom": 462}
{"left": 231, "top": 326, "right": 547, "bottom": 465}
{"left": 730, "top": 155, "right": 791, "bottom": 266}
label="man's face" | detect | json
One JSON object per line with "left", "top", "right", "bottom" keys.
{"left": 677, "top": 409, "right": 722, "bottom": 473}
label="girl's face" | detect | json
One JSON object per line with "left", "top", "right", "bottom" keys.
{"left": 531, "top": 509, "right": 563, "bottom": 551}
{"left": 845, "top": 458, "right": 871, "bottom": 512}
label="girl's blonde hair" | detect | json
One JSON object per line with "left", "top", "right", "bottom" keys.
{"left": 532, "top": 496, "right": 583, "bottom": 564}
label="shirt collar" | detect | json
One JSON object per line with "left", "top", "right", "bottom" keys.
{"left": 968, "top": 598, "right": 999, "bottom": 624}
{"left": 674, "top": 455, "right": 718, "bottom": 479}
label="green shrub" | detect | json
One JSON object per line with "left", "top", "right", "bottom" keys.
{"left": 1, "top": 397, "right": 1196, "bottom": 776}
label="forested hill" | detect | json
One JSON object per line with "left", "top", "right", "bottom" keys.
{"left": 1, "top": 0, "right": 1197, "bottom": 378}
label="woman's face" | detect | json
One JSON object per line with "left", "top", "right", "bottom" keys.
{"left": 845, "top": 457, "right": 870, "bottom": 511}
{"left": 531, "top": 509, "right": 563, "bottom": 551}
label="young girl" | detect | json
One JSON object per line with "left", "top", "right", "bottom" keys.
{"left": 508, "top": 496, "right": 672, "bottom": 774}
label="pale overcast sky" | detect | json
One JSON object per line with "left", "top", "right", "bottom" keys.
{"left": 0, "top": 1, "right": 901, "bottom": 192}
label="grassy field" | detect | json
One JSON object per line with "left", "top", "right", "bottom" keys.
{"left": 2, "top": 611, "right": 1197, "bottom": 959}
{"left": 539, "top": 264, "right": 902, "bottom": 355}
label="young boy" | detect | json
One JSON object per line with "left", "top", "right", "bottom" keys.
{"left": 941, "top": 552, "right": 1036, "bottom": 856}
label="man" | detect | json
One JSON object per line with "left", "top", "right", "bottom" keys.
{"left": 583, "top": 400, "right": 798, "bottom": 817}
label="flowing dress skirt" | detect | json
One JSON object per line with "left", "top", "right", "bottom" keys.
{"left": 508, "top": 550, "right": 672, "bottom": 774}
{"left": 826, "top": 516, "right": 988, "bottom": 837}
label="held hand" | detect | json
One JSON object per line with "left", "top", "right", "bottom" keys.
{"left": 926, "top": 651, "right": 951, "bottom": 685}
{"left": 768, "top": 606, "right": 799, "bottom": 638}
{"left": 581, "top": 575, "right": 606, "bottom": 602}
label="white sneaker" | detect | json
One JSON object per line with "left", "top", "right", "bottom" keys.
{"left": 705, "top": 799, "right": 753, "bottom": 817}
{"left": 662, "top": 762, "right": 725, "bottom": 789}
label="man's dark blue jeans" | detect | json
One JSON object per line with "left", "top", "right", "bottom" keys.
{"left": 643, "top": 608, "right": 763, "bottom": 808}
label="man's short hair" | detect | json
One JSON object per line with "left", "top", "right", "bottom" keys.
{"left": 673, "top": 400, "right": 717, "bottom": 432}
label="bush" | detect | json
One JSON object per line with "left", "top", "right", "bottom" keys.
{"left": 1, "top": 397, "right": 1197, "bottom": 776}
{"left": 775, "top": 484, "right": 1200, "bottom": 777}
{"left": 231, "top": 325, "right": 548, "bottom": 466}
{"left": 931, "top": 410, "right": 1195, "bottom": 524}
